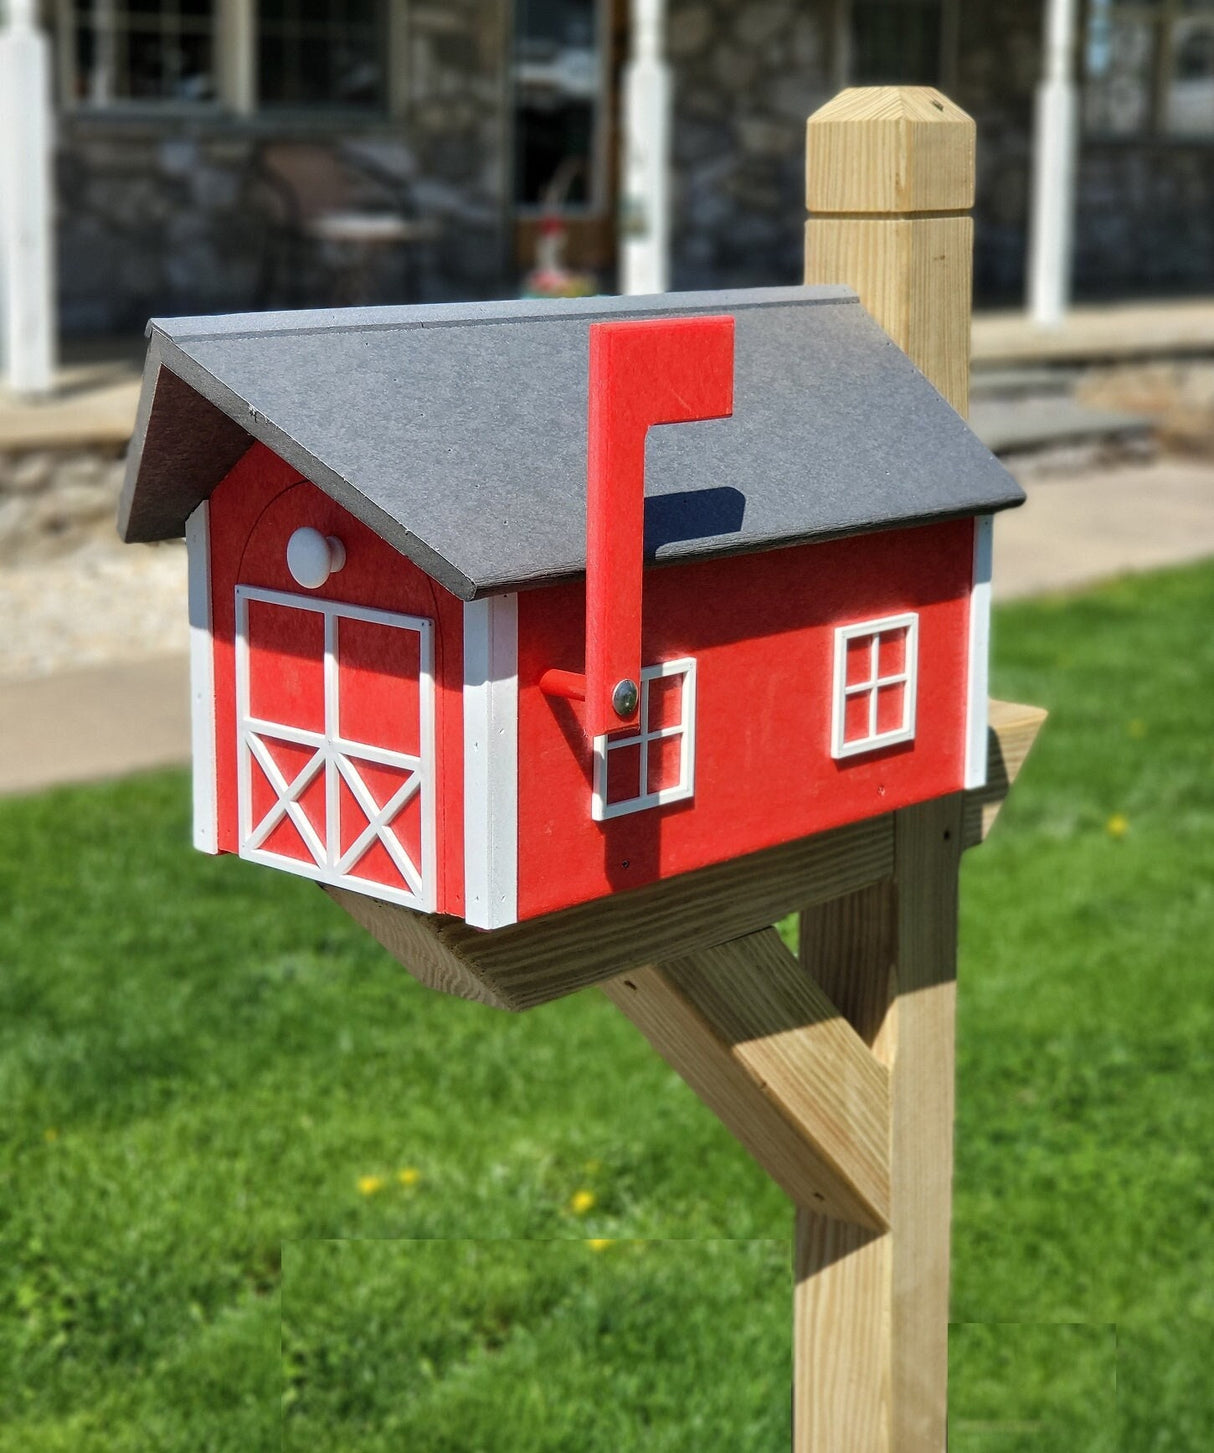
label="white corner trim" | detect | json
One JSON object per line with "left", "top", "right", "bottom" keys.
{"left": 463, "top": 595, "right": 519, "bottom": 930}
{"left": 185, "top": 501, "right": 219, "bottom": 853}
{"left": 965, "top": 514, "right": 994, "bottom": 790}
{"left": 830, "top": 612, "right": 919, "bottom": 760}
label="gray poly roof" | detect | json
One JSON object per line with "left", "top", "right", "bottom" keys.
{"left": 119, "top": 286, "right": 1024, "bottom": 600}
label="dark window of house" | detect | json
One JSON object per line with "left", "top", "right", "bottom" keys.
{"left": 72, "top": 0, "right": 216, "bottom": 103}
{"left": 257, "top": 0, "right": 386, "bottom": 109}
{"left": 1086, "top": 0, "right": 1214, "bottom": 138}
{"left": 851, "top": 0, "right": 943, "bottom": 85}
{"left": 513, "top": 0, "right": 605, "bottom": 209}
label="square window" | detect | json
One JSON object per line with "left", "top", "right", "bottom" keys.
{"left": 831, "top": 613, "right": 919, "bottom": 760}
{"left": 592, "top": 658, "right": 696, "bottom": 821}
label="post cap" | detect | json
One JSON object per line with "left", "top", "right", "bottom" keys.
{"left": 806, "top": 87, "right": 975, "bottom": 216}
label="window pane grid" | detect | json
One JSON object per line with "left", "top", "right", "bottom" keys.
{"left": 73, "top": 0, "right": 217, "bottom": 102}
{"left": 593, "top": 659, "right": 697, "bottom": 821}
{"left": 831, "top": 615, "right": 919, "bottom": 760}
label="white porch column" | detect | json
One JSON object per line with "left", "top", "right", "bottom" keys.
{"left": 0, "top": 0, "right": 57, "bottom": 396}
{"left": 1027, "top": 0, "right": 1080, "bottom": 327}
{"left": 619, "top": 0, "right": 671, "bottom": 295}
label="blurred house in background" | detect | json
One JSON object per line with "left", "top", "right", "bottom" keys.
{"left": 28, "top": 0, "right": 1214, "bottom": 333}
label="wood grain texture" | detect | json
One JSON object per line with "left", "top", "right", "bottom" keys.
{"left": 805, "top": 87, "right": 975, "bottom": 216}
{"left": 887, "top": 794, "right": 963, "bottom": 1452}
{"left": 798, "top": 879, "right": 897, "bottom": 1056}
{"left": 793, "top": 884, "right": 897, "bottom": 1452}
{"left": 793, "top": 796, "right": 963, "bottom": 1453}
{"left": 794, "top": 1213, "right": 891, "bottom": 1453}
{"left": 324, "top": 813, "right": 894, "bottom": 1012}
{"left": 798, "top": 90, "right": 975, "bottom": 1451}
{"left": 962, "top": 699, "right": 1048, "bottom": 848}
{"left": 805, "top": 215, "right": 973, "bottom": 416}
{"left": 806, "top": 87, "right": 976, "bottom": 418}
{"left": 603, "top": 928, "right": 891, "bottom": 1229}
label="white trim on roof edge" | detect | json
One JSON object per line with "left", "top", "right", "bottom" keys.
{"left": 463, "top": 595, "right": 519, "bottom": 929}
{"left": 185, "top": 500, "right": 219, "bottom": 853}
{"left": 965, "top": 514, "right": 994, "bottom": 791}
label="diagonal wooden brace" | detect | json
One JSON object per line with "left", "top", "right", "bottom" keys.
{"left": 602, "top": 929, "right": 891, "bottom": 1230}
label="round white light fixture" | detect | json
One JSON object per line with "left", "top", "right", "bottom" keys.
{"left": 286, "top": 527, "right": 346, "bottom": 589}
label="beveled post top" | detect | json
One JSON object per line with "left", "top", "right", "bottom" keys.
{"left": 806, "top": 87, "right": 976, "bottom": 216}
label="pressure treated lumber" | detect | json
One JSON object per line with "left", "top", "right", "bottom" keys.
{"left": 805, "top": 87, "right": 976, "bottom": 216}
{"left": 794, "top": 87, "right": 975, "bottom": 1453}
{"left": 602, "top": 928, "right": 892, "bottom": 1230}
{"left": 963, "top": 699, "right": 1048, "bottom": 847}
{"left": 325, "top": 812, "right": 893, "bottom": 1011}
{"left": 806, "top": 86, "right": 975, "bottom": 415}
{"left": 793, "top": 794, "right": 963, "bottom": 1453}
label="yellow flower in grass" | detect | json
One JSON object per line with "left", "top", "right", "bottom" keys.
{"left": 43, "top": 1128, "right": 59, "bottom": 1143}
{"left": 1106, "top": 813, "right": 1129, "bottom": 840}
{"left": 398, "top": 1167, "right": 422, "bottom": 1188}
{"left": 569, "top": 1189, "right": 596, "bottom": 1216}
{"left": 358, "top": 1174, "right": 385, "bottom": 1196}
{"left": 586, "top": 1239, "right": 615, "bottom": 1253}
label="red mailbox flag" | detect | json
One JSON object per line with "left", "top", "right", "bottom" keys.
{"left": 562, "top": 314, "right": 735, "bottom": 739}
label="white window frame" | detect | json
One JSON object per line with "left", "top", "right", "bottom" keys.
{"left": 831, "top": 612, "right": 919, "bottom": 760}
{"left": 592, "top": 657, "right": 697, "bottom": 822}
{"left": 56, "top": 0, "right": 407, "bottom": 116}
{"left": 234, "top": 584, "right": 436, "bottom": 912}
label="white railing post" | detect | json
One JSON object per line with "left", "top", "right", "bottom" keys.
{"left": 619, "top": 0, "right": 671, "bottom": 295}
{"left": 1027, "top": 0, "right": 1080, "bottom": 327}
{"left": 0, "top": 0, "right": 58, "bottom": 396}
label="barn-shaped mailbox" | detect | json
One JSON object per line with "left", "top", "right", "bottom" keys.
{"left": 120, "top": 285, "right": 1023, "bottom": 931}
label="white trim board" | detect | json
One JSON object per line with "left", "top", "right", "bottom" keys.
{"left": 965, "top": 515, "right": 994, "bottom": 790}
{"left": 462, "top": 594, "right": 519, "bottom": 930}
{"left": 185, "top": 501, "right": 218, "bottom": 853}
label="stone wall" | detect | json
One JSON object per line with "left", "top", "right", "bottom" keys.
{"left": 0, "top": 447, "right": 127, "bottom": 563}
{"left": 45, "top": 0, "right": 1214, "bottom": 333}
{"left": 54, "top": 0, "right": 511, "bottom": 336}
{"left": 666, "top": 0, "right": 834, "bottom": 292}
{"left": 664, "top": 0, "right": 1214, "bottom": 306}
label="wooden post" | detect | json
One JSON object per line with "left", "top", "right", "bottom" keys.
{"left": 795, "top": 87, "right": 975, "bottom": 1451}
{"left": 804, "top": 86, "right": 974, "bottom": 418}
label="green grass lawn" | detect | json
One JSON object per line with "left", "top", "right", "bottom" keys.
{"left": 1, "top": 560, "right": 1212, "bottom": 1450}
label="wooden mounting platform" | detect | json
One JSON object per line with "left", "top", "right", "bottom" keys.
{"left": 324, "top": 699, "right": 1045, "bottom": 1013}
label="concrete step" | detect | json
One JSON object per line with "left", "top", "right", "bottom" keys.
{"left": 969, "top": 395, "right": 1156, "bottom": 460}
{"left": 970, "top": 364, "right": 1075, "bottom": 401}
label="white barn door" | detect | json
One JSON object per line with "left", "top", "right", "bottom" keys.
{"left": 234, "top": 586, "right": 436, "bottom": 912}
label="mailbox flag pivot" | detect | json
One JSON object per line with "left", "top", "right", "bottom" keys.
{"left": 581, "top": 314, "right": 735, "bottom": 738}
